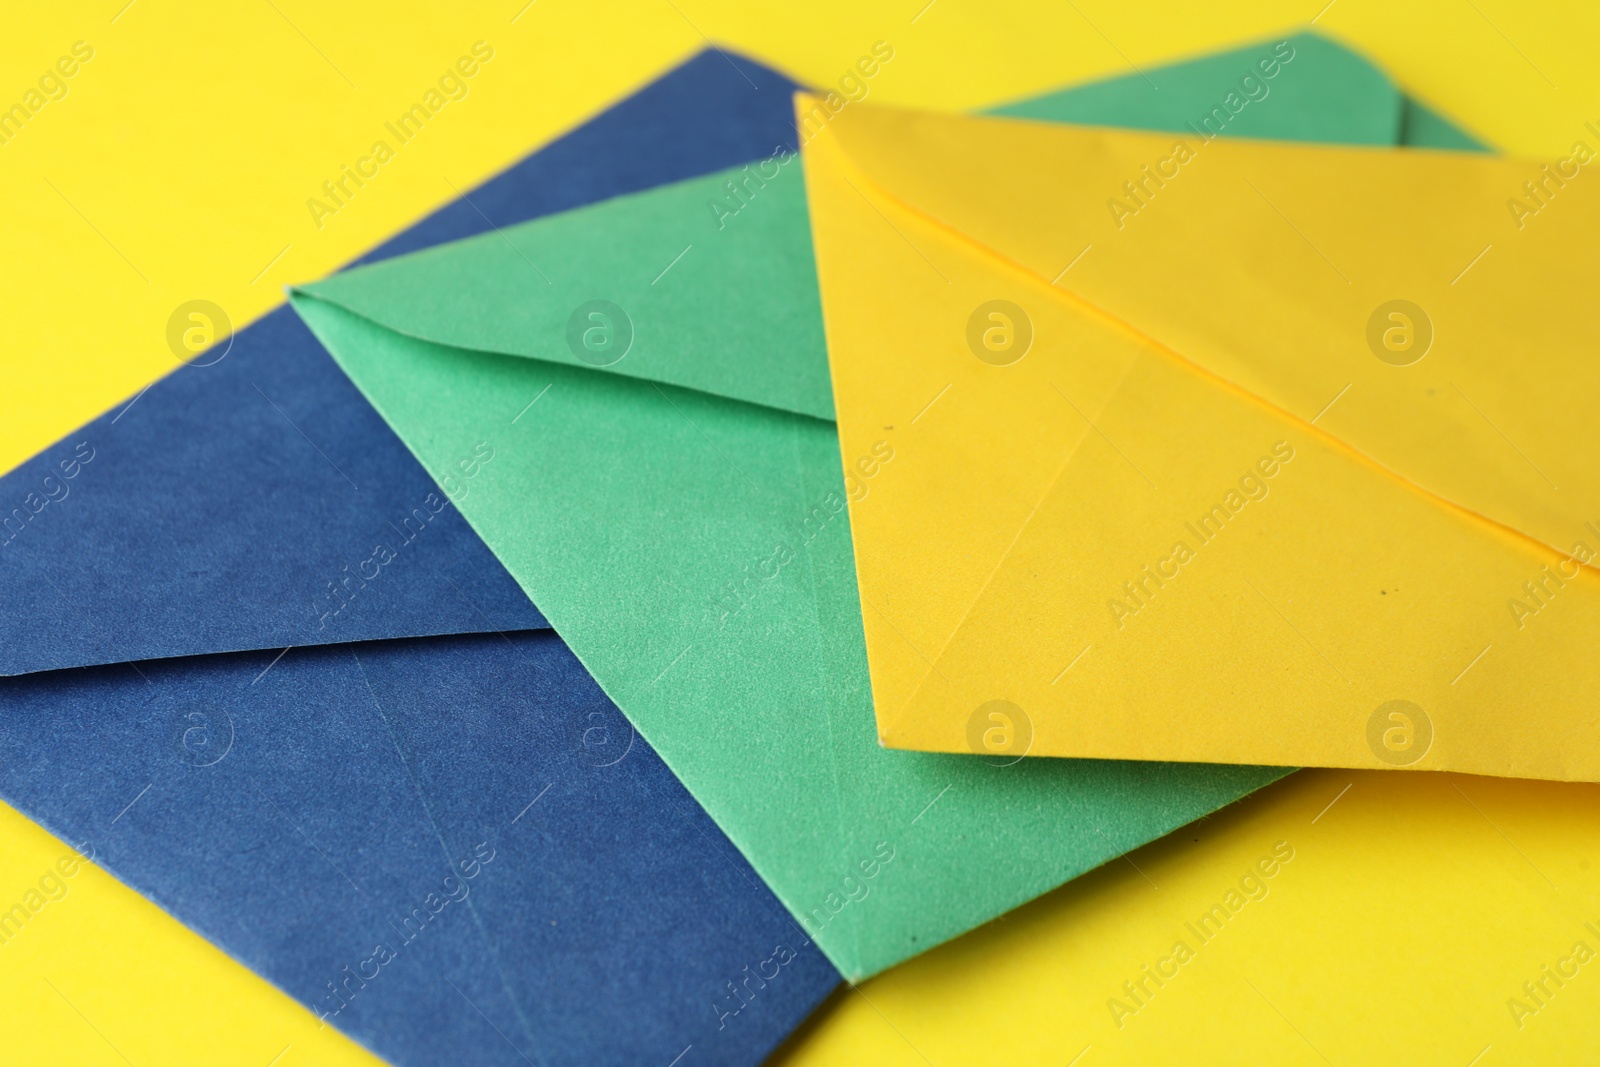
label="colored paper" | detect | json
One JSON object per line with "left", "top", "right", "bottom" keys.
{"left": 804, "top": 89, "right": 1600, "bottom": 781}
{"left": 0, "top": 51, "right": 840, "bottom": 1067}
{"left": 292, "top": 33, "right": 1425, "bottom": 979}
{"left": 0, "top": 305, "right": 543, "bottom": 677}
{"left": 6, "top": 2, "right": 1584, "bottom": 1062}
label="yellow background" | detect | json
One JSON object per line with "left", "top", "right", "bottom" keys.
{"left": 774, "top": 768, "right": 1600, "bottom": 1065}
{"left": 3, "top": 1, "right": 1596, "bottom": 1063}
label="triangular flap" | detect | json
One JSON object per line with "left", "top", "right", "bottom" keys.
{"left": 297, "top": 162, "right": 836, "bottom": 423}
{"left": 0, "top": 308, "right": 545, "bottom": 677}
{"left": 804, "top": 97, "right": 1600, "bottom": 780}
{"left": 817, "top": 100, "right": 1600, "bottom": 564}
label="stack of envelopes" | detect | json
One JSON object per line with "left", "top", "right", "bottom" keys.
{"left": 7, "top": 27, "right": 1594, "bottom": 1066}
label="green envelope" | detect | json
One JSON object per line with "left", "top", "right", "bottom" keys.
{"left": 292, "top": 34, "right": 1480, "bottom": 980}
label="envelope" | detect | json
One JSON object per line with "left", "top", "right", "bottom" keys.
{"left": 290, "top": 33, "right": 1435, "bottom": 979}
{"left": 803, "top": 85, "right": 1600, "bottom": 782}
{"left": 0, "top": 50, "right": 841, "bottom": 1067}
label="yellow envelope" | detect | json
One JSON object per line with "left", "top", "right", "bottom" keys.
{"left": 802, "top": 96, "right": 1600, "bottom": 780}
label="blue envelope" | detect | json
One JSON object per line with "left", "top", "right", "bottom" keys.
{"left": 0, "top": 50, "right": 839, "bottom": 1067}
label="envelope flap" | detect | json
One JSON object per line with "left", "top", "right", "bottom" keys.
{"left": 822, "top": 102, "right": 1600, "bottom": 564}
{"left": 0, "top": 308, "right": 545, "bottom": 678}
{"left": 297, "top": 161, "right": 835, "bottom": 423}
